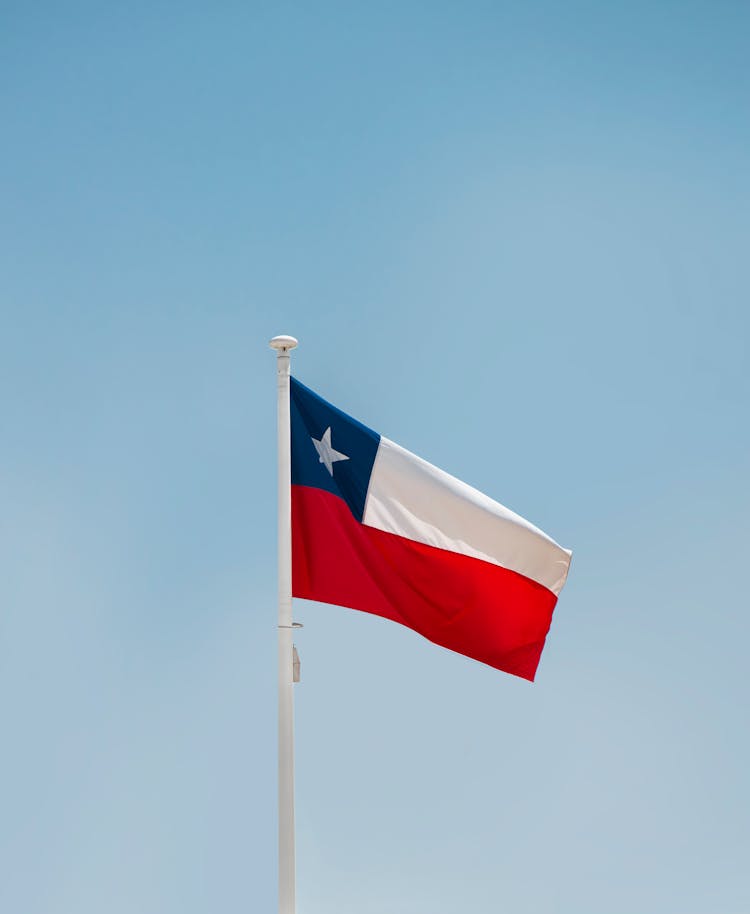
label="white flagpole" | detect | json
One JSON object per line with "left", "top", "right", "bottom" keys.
{"left": 270, "top": 334, "right": 298, "bottom": 914}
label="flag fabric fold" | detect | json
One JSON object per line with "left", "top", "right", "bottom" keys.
{"left": 290, "top": 377, "right": 571, "bottom": 681}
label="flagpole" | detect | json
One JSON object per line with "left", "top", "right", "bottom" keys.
{"left": 270, "top": 334, "right": 298, "bottom": 914}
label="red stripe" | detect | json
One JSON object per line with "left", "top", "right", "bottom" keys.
{"left": 292, "top": 485, "right": 558, "bottom": 681}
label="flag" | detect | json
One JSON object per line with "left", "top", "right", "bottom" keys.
{"left": 290, "top": 378, "right": 571, "bottom": 681}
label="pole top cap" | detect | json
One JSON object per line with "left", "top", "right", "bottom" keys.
{"left": 269, "top": 335, "right": 298, "bottom": 351}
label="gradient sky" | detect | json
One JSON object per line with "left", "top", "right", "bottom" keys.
{"left": 2, "top": 2, "right": 749, "bottom": 912}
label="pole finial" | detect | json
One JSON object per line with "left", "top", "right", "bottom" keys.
{"left": 270, "top": 335, "right": 298, "bottom": 351}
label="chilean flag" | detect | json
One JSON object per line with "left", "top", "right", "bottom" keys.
{"left": 291, "top": 378, "right": 572, "bottom": 681}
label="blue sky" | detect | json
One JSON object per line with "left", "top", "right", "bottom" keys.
{"left": 2, "top": 2, "right": 748, "bottom": 912}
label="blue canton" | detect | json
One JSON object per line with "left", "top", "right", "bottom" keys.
{"left": 290, "top": 377, "right": 380, "bottom": 522}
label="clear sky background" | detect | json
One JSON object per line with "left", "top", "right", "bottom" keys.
{"left": 2, "top": 2, "right": 749, "bottom": 912}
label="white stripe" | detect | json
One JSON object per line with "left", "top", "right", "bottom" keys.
{"left": 363, "top": 437, "right": 571, "bottom": 595}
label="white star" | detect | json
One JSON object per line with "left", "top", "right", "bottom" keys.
{"left": 311, "top": 427, "right": 349, "bottom": 476}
